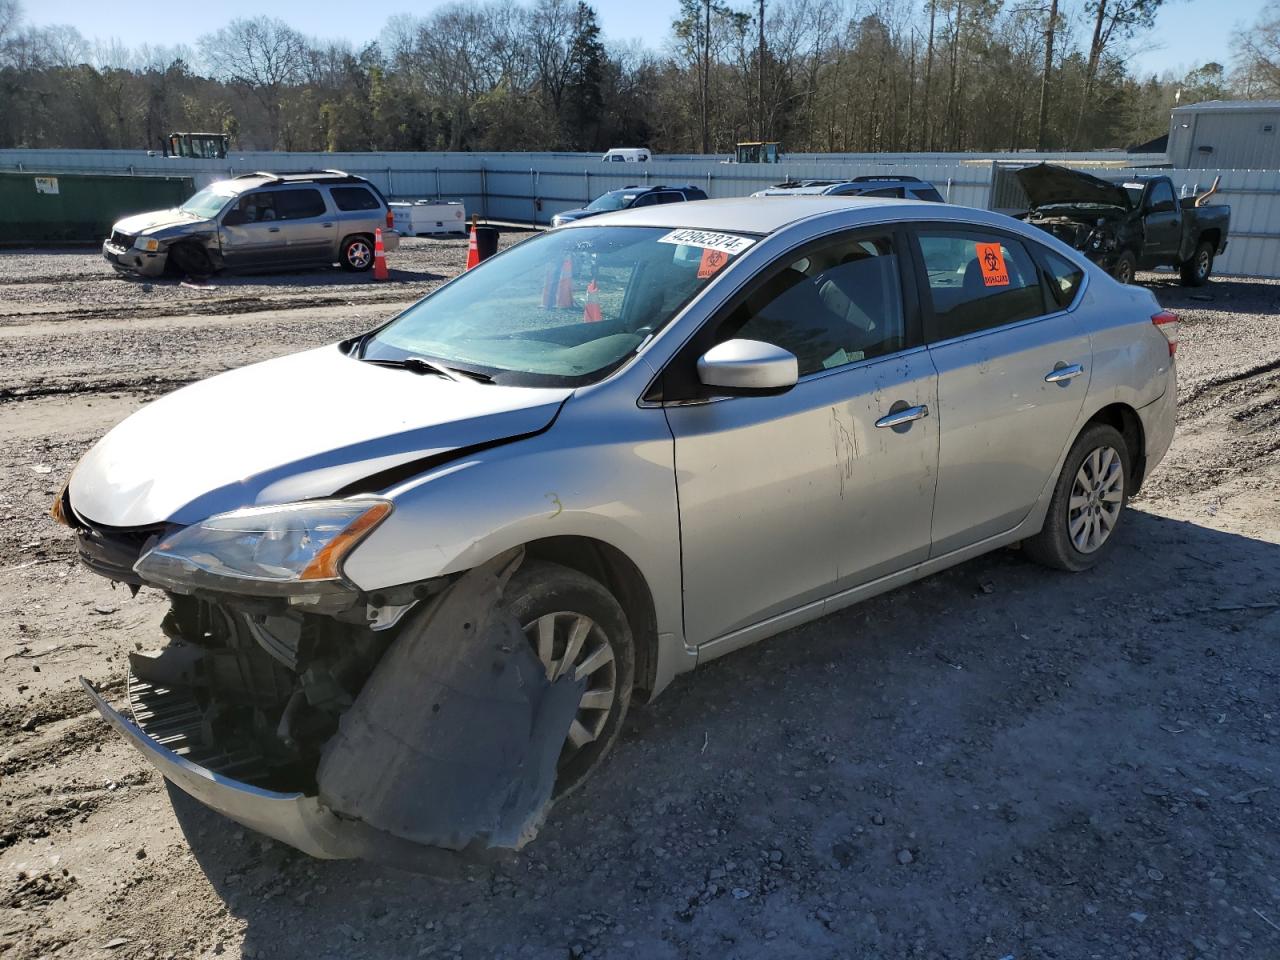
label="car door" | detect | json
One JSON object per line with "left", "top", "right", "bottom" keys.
{"left": 219, "top": 191, "right": 287, "bottom": 268}
{"left": 911, "top": 225, "right": 1091, "bottom": 556}
{"left": 272, "top": 188, "right": 334, "bottom": 263}
{"left": 661, "top": 228, "right": 938, "bottom": 646}
{"left": 1140, "top": 180, "right": 1181, "bottom": 265}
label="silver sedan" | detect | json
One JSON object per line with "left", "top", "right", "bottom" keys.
{"left": 60, "top": 196, "right": 1177, "bottom": 863}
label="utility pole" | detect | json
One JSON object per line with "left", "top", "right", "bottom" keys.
{"left": 757, "top": 0, "right": 765, "bottom": 141}
{"left": 701, "top": 0, "right": 711, "bottom": 155}
{"left": 1036, "top": 0, "right": 1057, "bottom": 151}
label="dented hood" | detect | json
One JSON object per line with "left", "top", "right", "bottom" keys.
{"left": 112, "top": 208, "right": 208, "bottom": 236}
{"left": 1015, "top": 163, "right": 1132, "bottom": 211}
{"left": 69, "top": 345, "right": 569, "bottom": 528}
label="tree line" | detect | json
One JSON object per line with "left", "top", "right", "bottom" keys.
{"left": 1, "top": 0, "right": 1277, "bottom": 156}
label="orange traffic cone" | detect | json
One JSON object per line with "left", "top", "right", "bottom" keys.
{"left": 373, "top": 228, "right": 389, "bottom": 281}
{"left": 582, "top": 279, "right": 602, "bottom": 323}
{"left": 465, "top": 222, "right": 480, "bottom": 271}
{"left": 554, "top": 256, "right": 574, "bottom": 308}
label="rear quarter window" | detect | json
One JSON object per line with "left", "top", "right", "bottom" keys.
{"left": 330, "top": 186, "right": 382, "bottom": 211}
{"left": 1039, "top": 247, "right": 1086, "bottom": 308}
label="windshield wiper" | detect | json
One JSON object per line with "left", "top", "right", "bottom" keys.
{"left": 360, "top": 356, "right": 494, "bottom": 383}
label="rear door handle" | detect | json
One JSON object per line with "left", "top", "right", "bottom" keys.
{"left": 1044, "top": 363, "right": 1085, "bottom": 383}
{"left": 267, "top": 226, "right": 280, "bottom": 233}
{"left": 875, "top": 404, "right": 929, "bottom": 429}
{"left": 321, "top": 222, "right": 334, "bottom": 228}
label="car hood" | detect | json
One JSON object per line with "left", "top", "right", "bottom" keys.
{"left": 1015, "top": 163, "right": 1132, "bottom": 211}
{"left": 112, "top": 208, "right": 207, "bottom": 236}
{"left": 69, "top": 345, "right": 571, "bottom": 528}
{"left": 553, "top": 208, "right": 597, "bottom": 222}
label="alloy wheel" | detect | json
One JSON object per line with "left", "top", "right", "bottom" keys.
{"left": 1115, "top": 260, "right": 1134, "bottom": 284}
{"left": 1068, "top": 445, "right": 1124, "bottom": 554}
{"left": 347, "top": 241, "right": 372, "bottom": 269}
{"left": 522, "top": 612, "right": 618, "bottom": 766}
{"left": 1196, "top": 248, "right": 1211, "bottom": 280}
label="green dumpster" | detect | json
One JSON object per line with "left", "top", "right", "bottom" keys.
{"left": 0, "top": 171, "right": 196, "bottom": 246}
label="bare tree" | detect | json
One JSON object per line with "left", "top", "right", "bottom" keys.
{"left": 1232, "top": 1, "right": 1280, "bottom": 96}
{"left": 199, "top": 17, "right": 307, "bottom": 148}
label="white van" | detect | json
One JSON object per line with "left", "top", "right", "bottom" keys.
{"left": 601, "top": 148, "right": 651, "bottom": 163}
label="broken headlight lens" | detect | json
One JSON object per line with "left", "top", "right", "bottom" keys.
{"left": 134, "top": 499, "right": 392, "bottom": 599}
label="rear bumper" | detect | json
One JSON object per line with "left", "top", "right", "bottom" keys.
{"left": 102, "top": 241, "right": 167, "bottom": 277}
{"left": 81, "top": 677, "right": 355, "bottom": 859}
{"left": 1138, "top": 365, "right": 1178, "bottom": 478}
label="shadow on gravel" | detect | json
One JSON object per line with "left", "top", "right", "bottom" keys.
{"left": 166, "top": 511, "right": 1280, "bottom": 960}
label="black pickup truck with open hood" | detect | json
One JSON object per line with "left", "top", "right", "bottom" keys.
{"left": 1016, "top": 163, "right": 1230, "bottom": 286}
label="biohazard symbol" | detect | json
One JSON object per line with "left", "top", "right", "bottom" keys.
{"left": 697, "top": 247, "right": 730, "bottom": 279}
{"left": 975, "top": 242, "right": 1009, "bottom": 287}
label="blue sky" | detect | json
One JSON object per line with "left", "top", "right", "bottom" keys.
{"left": 22, "top": 0, "right": 1271, "bottom": 80}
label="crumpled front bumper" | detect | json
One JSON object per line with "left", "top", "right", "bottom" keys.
{"left": 80, "top": 677, "right": 362, "bottom": 859}
{"left": 101, "top": 241, "right": 168, "bottom": 277}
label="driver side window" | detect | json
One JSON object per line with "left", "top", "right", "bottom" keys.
{"left": 720, "top": 233, "right": 907, "bottom": 377}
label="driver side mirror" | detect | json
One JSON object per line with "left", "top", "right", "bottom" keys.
{"left": 222, "top": 209, "right": 245, "bottom": 226}
{"left": 697, "top": 339, "right": 799, "bottom": 396}
{"left": 1148, "top": 199, "right": 1175, "bottom": 214}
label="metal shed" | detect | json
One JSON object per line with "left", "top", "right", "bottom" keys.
{"left": 1168, "top": 100, "right": 1280, "bottom": 169}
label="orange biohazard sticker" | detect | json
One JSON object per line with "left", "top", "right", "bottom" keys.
{"left": 975, "top": 242, "right": 1009, "bottom": 287}
{"left": 697, "top": 247, "right": 730, "bottom": 279}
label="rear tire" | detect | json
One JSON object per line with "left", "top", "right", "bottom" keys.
{"left": 502, "top": 560, "right": 635, "bottom": 798}
{"left": 1111, "top": 250, "right": 1136, "bottom": 285}
{"left": 1023, "top": 423, "right": 1131, "bottom": 572}
{"left": 340, "top": 235, "right": 374, "bottom": 271}
{"left": 1179, "top": 240, "right": 1214, "bottom": 286}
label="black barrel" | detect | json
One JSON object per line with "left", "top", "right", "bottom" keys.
{"left": 474, "top": 226, "right": 499, "bottom": 263}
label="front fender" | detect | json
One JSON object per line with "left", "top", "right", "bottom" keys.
{"left": 341, "top": 409, "right": 683, "bottom": 644}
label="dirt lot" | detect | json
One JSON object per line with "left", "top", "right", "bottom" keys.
{"left": 1, "top": 244, "right": 1278, "bottom": 960}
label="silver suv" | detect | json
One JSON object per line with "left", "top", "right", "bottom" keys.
{"left": 102, "top": 170, "right": 400, "bottom": 277}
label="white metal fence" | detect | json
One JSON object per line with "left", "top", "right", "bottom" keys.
{"left": 2, "top": 149, "right": 1278, "bottom": 277}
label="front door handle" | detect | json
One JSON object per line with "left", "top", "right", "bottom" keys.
{"left": 267, "top": 226, "right": 280, "bottom": 233}
{"left": 321, "top": 222, "right": 334, "bottom": 228}
{"left": 875, "top": 404, "right": 929, "bottom": 429}
{"left": 1044, "top": 363, "right": 1085, "bottom": 383}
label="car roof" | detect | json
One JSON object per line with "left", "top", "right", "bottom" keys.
{"left": 566, "top": 195, "right": 941, "bottom": 234}
{"left": 222, "top": 169, "right": 375, "bottom": 193}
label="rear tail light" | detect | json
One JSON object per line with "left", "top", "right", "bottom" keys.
{"left": 1152, "top": 310, "right": 1179, "bottom": 357}
{"left": 386, "top": 207, "right": 395, "bottom": 231}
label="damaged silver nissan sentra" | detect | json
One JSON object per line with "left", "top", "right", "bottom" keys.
{"left": 58, "top": 196, "right": 1177, "bottom": 864}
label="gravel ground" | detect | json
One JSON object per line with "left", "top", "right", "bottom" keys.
{"left": 0, "top": 252, "right": 1277, "bottom": 960}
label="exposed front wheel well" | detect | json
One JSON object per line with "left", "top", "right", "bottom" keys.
{"left": 1083, "top": 403, "right": 1146, "bottom": 493}
{"left": 522, "top": 536, "right": 660, "bottom": 702}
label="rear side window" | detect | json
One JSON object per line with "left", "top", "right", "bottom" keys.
{"left": 916, "top": 230, "right": 1046, "bottom": 340}
{"left": 860, "top": 187, "right": 904, "bottom": 198}
{"left": 330, "top": 187, "right": 381, "bottom": 211}
{"left": 273, "top": 189, "right": 327, "bottom": 220}
{"left": 1040, "top": 248, "right": 1085, "bottom": 308}
{"left": 910, "top": 186, "right": 944, "bottom": 202}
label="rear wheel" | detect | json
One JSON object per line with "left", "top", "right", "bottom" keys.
{"left": 340, "top": 234, "right": 374, "bottom": 271}
{"left": 1024, "top": 423, "right": 1130, "bottom": 572}
{"left": 1111, "top": 250, "right": 1136, "bottom": 285}
{"left": 503, "top": 560, "right": 635, "bottom": 798}
{"left": 1179, "top": 240, "right": 1214, "bottom": 286}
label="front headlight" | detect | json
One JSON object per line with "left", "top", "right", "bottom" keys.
{"left": 134, "top": 499, "right": 391, "bottom": 601}
{"left": 140, "top": 238, "right": 160, "bottom": 252}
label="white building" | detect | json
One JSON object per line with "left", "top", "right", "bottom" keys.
{"left": 1168, "top": 100, "right": 1280, "bottom": 169}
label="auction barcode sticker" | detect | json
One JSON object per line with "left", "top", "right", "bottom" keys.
{"left": 657, "top": 229, "right": 756, "bottom": 256}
